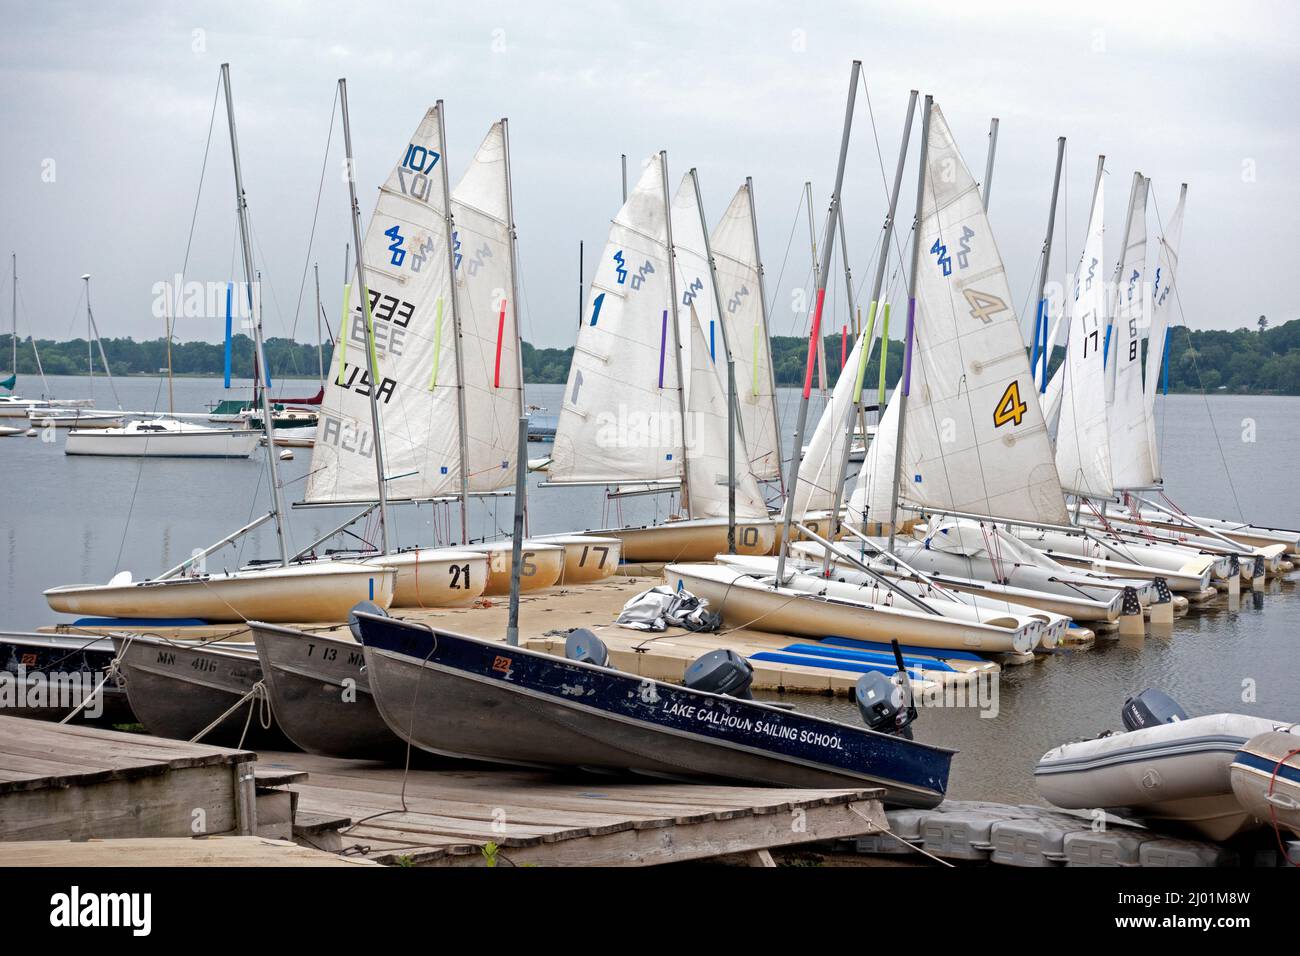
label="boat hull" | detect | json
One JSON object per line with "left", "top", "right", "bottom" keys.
{"left": 112, "top": 636, "right": 291, "bottom": 749}
{"left": 363, "top": 549, "right": 489, "bottom": 608}
{"left": 1035, "top": 714, "right": 1298, "bottom": 840}
{"left": 0, "top": 632, "right": 132, "bottom": 723}
{"left": 64, "top": 427, "right": 259, "bottom": 458}
{"left": 599, "top": 517, "right": 777, "bottom": 563}
{"left": 45, "top": 563, "right": 395, "bottom": 623}
{"left": 1229, "top": 731, "right": 1300, "bottom": 838}
{"left": 250, "top": 623, "right": 405, "bottom": 760}
{"left": 356, "top": 614, "right": 952, "bottom": 807}
{"left": 462, "top": 542, "right": 565, "bottom": 595}
{"left": 668, "top": 562, "right": 1032, "bottom": 653}
{"left": 533, "top": 534, "right": 623, "bottom": 584}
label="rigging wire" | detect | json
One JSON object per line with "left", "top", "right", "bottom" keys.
{"left": 113, "top": 73, "right": 223, "bottom": 575}
{"left": 285, "top": 84, "right": 341, "bottom": 352}
{"left": 1149, "top": 188, "right": 1244, "bottom": 521}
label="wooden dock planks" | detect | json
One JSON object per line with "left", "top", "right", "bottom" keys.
{"left": 264, "top": 750, "right": 887, "bottom": 867}
{"left": 0, "top": 715, "right": 255, "bottom": 841}
{"left": 0, "top": 836, "right": 380, "bottom": 867}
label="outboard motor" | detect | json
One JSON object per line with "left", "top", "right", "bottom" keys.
{"left": 564, "top": 628, "right": 610, "bottom": 667}
{"left": 1122, "top": 687, "right": 1188, "bottom": 731}
{"left": 348, "top": 600, "right": 388, "bottom": 642}
{"left": 683, "top": 649, "right": 753, "bottom": 699}
{"left": 855, "top": 640, "right": 917, "bottom": 739}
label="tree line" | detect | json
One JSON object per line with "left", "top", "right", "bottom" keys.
{"left": 4, "top": 319, "right": 1298, "bottom": 394}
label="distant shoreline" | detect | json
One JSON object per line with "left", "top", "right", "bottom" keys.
{"left": 5, "top": 369, "right": 1295, "bottom": 398}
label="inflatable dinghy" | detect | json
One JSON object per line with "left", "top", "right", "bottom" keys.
{"left": 1229, "top": 730, "right": 1300, "bottom": 839}
{"left": 1035, "top": 690, "right": 1298, "bottom": 840}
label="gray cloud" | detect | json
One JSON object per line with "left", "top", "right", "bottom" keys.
{"left": 0, "top": 0, "right": 1295, "bottom": 351}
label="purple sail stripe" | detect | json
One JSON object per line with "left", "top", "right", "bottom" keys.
{"left": 658, "top": 310, "right": 668, "bottom": 388}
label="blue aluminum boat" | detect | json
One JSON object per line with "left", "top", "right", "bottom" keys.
{"left": 354, "top": 612, "right": 954, "bottom": 808}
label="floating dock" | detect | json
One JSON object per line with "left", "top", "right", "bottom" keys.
{"left": 45, "top": 576, "right": 996, "bottom": 694}
{"left": 0, "top": 717, "right": 888, "bottom": 867}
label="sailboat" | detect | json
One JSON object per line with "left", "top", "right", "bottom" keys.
{"left": 296, "top": 100, "right": 589, "bottom": 603}
{"left": 674, "top": 86, "right": 1061, "bottom": 656}
{"left": 1016, "top": 169, "right": 1252, "bottom": 593}
{"left": 547, "top": 153, "right": 776, "bottom": 562}
{"left": 45, "top": 65, "right": 392, "bottom": 624}
{"left": 61, "top": 275, "right": 258, "bottom": 457}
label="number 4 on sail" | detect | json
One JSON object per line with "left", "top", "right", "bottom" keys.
{"left": 994, "top": 380, "right": 1027, "bottom": 428}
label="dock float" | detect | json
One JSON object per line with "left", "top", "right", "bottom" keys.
{"left": 45, "top": 577, "right": 995, "bottom": 695}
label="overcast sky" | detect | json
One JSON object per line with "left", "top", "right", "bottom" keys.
{"left": 0, "top": 0, "right": 1295, "bottom": 350}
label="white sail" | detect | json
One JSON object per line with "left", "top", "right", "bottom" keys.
{"left": 1143, "top": 185, "right": 1186, "bottom": 483}
{"left": 684, "top": 306, "right": 768, "bottom": 519}
{"left": 1108, "top": 175, "right": 1154, "bottom": 490}
{"left": 668, "top": 174, "right": 718, "bottom": 396}
{"left": 306, "top": 106, "right": 461, "bottom": 504}
{"left": 550, "top": 154, "right": 683, "bottom": 486}
{"left": 1054, "top": 175, "right": 1113, "bottom": 498}
{"left": 709, "top": 184, "right": 782, "bottom": 481}
{"left": 794, "top": 326, "right": 870, "bottom": 517}
{"left": 850, "top": 103, "right": 1068, "bottom": 526}
{"left": 450, "top": 121, "right": 524, "bottom": 493}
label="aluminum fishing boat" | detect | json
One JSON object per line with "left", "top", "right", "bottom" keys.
{"left": 355, "top": 610, "right": 954, "bottom": 807}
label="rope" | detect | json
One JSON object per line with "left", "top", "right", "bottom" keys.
{"left": 846, "top": 804, "right": 954, "bottom": 867}
{"left": 185, "top": 679, "right": 269, "bottom": 746}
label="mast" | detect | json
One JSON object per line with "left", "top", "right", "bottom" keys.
{"left": 776, "top": 59, "right": 861, "bottom": 582}
{"left": 690, "top": 167, "right": 739, "bottom": 550}
{"left": 83, "top": 275, "right": 93, "bottom": 393}
{"left": 338, "top": 76, "right": 391, "bottom": 556}
{"left": 314, "top": 262, "right": 324, "bottom": 389}
{"left": 436, "top": 101, "right": 472, "bottom": 544}
{"left": 982, "top": 117, "right": 1000, "bottom": 210}
{"left": 804, "top": 180, "right": 828, "bottom": 396}
{"left": 82, "top": 275, "right": 119, "bottom": 408}
{"left": 9, "top": 253, "right": 14, "bottom": 379}
{"left": 1032, "top": 137, "right": 1066, "bottom": 393}
{"left": 501, "top": 118, "right": 527, "bottom": 428}
{"left": 621, "top": 153, "right": 628, "bottom": 203}
{"left": 659, "top": 151, "right": 691, "bottom": 516}
{"left": 825, "top": 89, "right": 918, "bottom": 571}
{"left": 221, "top": 62, "right": 290, "bottom": 566}
{"left": 886, "top": 94, "right": 934, "bottom": 553}
{"left": 745, "top": 176, "right": 784, "bottom": 495}
{"left": 1104, "top": 169, "right": 1143, "bottom": 401}
{"left": 165, "top": 298, "right": 174, "bottom": 415}
{"left": 577, "top": 241, "right": 583, "bottom": 329}
{"left": 819, "top": 196, "right": 860, "bottom": 567}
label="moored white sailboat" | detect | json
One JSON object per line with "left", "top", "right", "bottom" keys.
{"left": 43, "top": 64, "right": 390, "bottom": 625}
{"left": 547, "top": 152, "right": 776, "bottom": 562}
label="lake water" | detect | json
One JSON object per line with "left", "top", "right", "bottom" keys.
{"left": 2, "top": 374, "right": 1297, "bottom": 802}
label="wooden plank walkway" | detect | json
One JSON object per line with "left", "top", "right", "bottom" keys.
{"left": 260, "top": 751, "right": 887, "bottom": 867}
{"left": 0, "top": 716, "right": 255, "bottom": 841}
{"left": 46, "top": 576, "right": 992, "bottom": 694}
{"left": 0, "top": 836, "right": 379, "bottom": 867}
